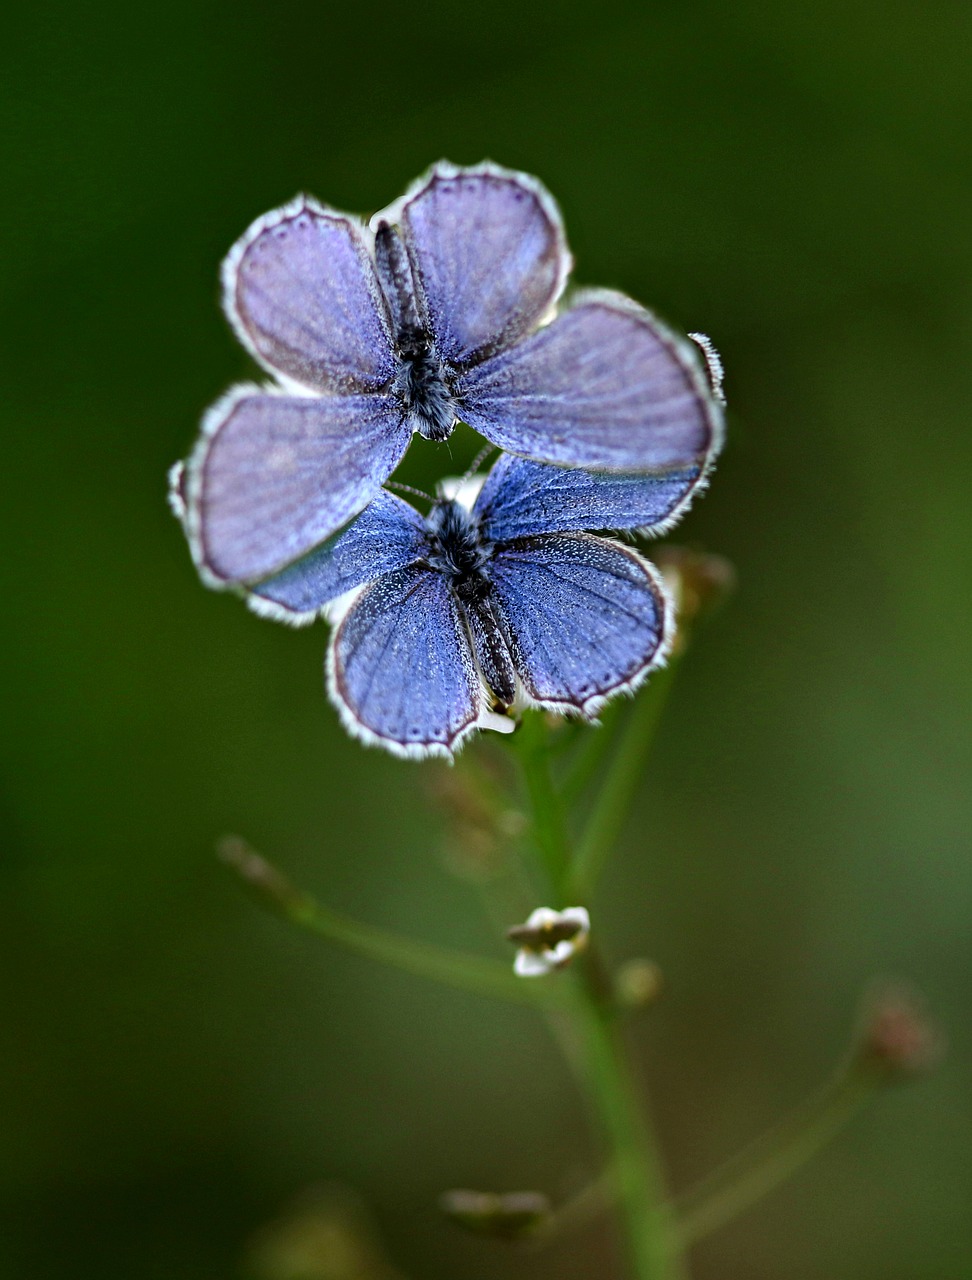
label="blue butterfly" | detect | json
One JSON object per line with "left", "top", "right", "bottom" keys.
{"left": 178, "top": 162, "right": 724, "bottom": 588}
{"left": 238, "top": 452, "right": 711, "bottom": 759}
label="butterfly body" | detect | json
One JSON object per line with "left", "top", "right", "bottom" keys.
{"left": 424, "top": 499, "right": 492, "bottom": 583}
{"left": 179, "top": 163, "right": 724, "bottom": 588}
{"left": 391, "top": 340, "right": 457, "bottom": 441}
{"left": 376, "top": 219, "right": 459, "bottom": 441}
{"left": 242, "top": 454, "right": 713, "bottom": 758}
{"left": 423, "top": 498, "right": 515, "bottom": 710}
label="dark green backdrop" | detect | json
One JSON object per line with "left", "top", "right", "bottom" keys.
{"left": 3, "top": 2, "right": 970, "bottom": 1276}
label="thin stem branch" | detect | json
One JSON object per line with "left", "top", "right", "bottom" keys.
{"left": 529, "top": 1168, "right": 612, "bottom": 1244}
{"left": 570, "top": 662, "right": 678, "bottom": 900}
{"left": 219, "top": 837, "right": 550, "bottom": 1006}
{"left": 673, "top": 1068, "right": 874, "bottom": 1245}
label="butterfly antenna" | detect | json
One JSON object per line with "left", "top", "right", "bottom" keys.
{"left": 387, "top": 480, "right": 434, "bottom": 504}
{"left": 460, "top": 444, "right": 497, "bottom": 486}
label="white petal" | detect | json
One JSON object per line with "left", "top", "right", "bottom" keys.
{"left": 514, "top": 950, "right": 555, "bottom": 978}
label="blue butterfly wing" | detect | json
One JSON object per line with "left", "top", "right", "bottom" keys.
{"left": 187, "top": 386, "right": 411, "bottom": 584}
{"left": 458, "top": 292, "right": 723, "bottom": 471}
{"left": 486, "top": 534, "right": 670, "bottom": 715}
{"left": 224, "top": 199, "right": 397, "bottom": 393}
{"left": 329, "top": 564, "right": 483, "bottom": 757}
{"left": 248, "top": 491, "right": 427, "bottom": 622}
{"left": 393, "top": 163, "right": 569, "bottom": 367}
{"left": 474, "top": 454, "right": 704, "bottom": 543}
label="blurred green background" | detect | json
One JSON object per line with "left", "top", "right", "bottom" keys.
{"left": 3, "top": 1, "right": 971, "bottom": 1276}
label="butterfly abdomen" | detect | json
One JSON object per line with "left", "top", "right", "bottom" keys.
{"left": 424, "top": 499, "right": 516, "bottom": 709}
{"left": 455, "top": 581, "right": 516, "bottom": 711}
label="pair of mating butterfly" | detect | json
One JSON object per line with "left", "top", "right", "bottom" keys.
{"left": 172, "top": 162, "right": 725, "bottom": 758}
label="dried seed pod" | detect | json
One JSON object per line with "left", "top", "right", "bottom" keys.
{"left": 439, "top": 1189, "right": 552, "bottom": 1240}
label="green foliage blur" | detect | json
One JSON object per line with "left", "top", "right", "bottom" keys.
{"left": 2, "top": 1, "right": 971, "bottom": 1276}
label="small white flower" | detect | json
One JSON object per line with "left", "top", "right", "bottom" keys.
{"left": 507, "top": 906, "right": 590, "bottom": 977}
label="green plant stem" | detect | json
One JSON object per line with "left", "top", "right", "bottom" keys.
{"left": 514, "top": 728, "right": 685, "bottom": 1280}
{"left": 570, "top": 662, "right": 678, "bottom": 900}
{"left": 516, "top": 713, "right": 572, "bottom": 899}
{"left": 219, "top": 838, "right": 547, "bottom": 1006}
{"left": 674, "top": 1068, "right": 873, "bottom": 1245}
{"left": 570, "top": 963, "right": 688, "bottom": 1280}
{"left": 562, "top": 701, "right": 623, "bottom": 802}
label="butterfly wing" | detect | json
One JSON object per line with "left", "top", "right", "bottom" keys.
{"left": 247, "top": 490, "right": 428, "bottom": 624}
{"left": 329, "top": 564, "right": 484, "bottom": 758}
{"left": 224, "top": 197, "right": 397, "bottom": 393}
{"left": 486, "top": 534, "right": 671, "bottom": 716}
{"left": 474, "top": 454, "right": 706, "bottom": 543}
{"left": 186, "top": 386, "right": 411, "bottom": 584}
{"left": 386, "top": 162, "right": 570, "bottom": 367}
{"left": 458, "top": 291, "right": 723, "bottom": 471}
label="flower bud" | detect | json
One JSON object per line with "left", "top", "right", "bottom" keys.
{"left": 854, "top": 984, "right": 943, "bottom": 1083}
{"left": 653, "top": 546, "right": 735, "bottom": 651}
{"left": 614, "top": 958, "right": 664, "bottom": 1008}
{"left": 439, "top": 1189, "right": 551, "bottom": 1240}
{"left": 426, "top": 765, "right": 523, "bottom": 881}
{"left": 245, "top": 1184, "right": 401, "bottom": 1280}
{"left": 218, "top": 836, "right": 306, "bottom": 915}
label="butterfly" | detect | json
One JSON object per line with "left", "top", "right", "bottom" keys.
{"left": 238, "top": 450, "right": 712, "bottom": 758}
{"left": 178, "top": 161, "right": 724, "bottom": 589}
